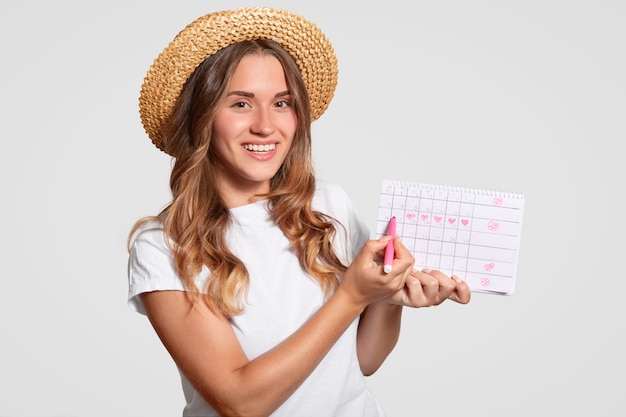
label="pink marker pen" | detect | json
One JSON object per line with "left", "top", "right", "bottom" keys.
{"left": 383, "top": 216, "right": 396, "bottom": 274}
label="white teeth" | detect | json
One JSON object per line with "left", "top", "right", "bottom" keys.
{"left": 243, "top": 143, "right": 276, "bottom": 153}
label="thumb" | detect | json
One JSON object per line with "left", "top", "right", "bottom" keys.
{"left": 374, "top": 235, "right": 393, "bottom": 249}
{"left": 357, "top": 236, "right": 393, "bottom": 262}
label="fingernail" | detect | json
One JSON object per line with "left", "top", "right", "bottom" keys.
{"left": 422, "top": 268, "right": 432, "bottom": 273}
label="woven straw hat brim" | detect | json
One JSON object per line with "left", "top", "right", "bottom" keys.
{"left": 139, "top": 7, "right": 338, "bottom": 154}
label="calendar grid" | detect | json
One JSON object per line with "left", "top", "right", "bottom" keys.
{"left": 376, "top": 180, "right": 525, "bottom": 295}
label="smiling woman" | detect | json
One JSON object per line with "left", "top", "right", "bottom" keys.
{"left": 126, "top": 7, "right": 470, "bottom": 417}
{"left": 209, "top": 53, "right": 297, "bottom": 208}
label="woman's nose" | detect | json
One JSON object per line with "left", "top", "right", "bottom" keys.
{"left": 250, "top": 108, "right": 275, "bottom": 136}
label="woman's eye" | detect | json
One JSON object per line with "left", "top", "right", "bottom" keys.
{"left": 275, "top": 100, "right": 291, "bottom": 108}
{"left": 234, "top": 101, "right": 249, "bottom": 108}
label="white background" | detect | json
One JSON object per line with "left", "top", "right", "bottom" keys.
{"left": 1, "top": 1, "right": 624, "bottom": 416}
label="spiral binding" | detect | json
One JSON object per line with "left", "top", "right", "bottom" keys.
{"left": 383, "top": 179, "right": 525, "bottom": 200}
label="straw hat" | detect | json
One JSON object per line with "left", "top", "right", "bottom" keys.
{"left": 139, "top": 7, "right": 339, "bottom": 154}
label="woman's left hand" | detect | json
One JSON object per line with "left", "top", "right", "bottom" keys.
{"left": 386, "top": 268, "right": 471, "bottom": 308}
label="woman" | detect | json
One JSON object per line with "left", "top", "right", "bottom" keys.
{"left": 128, "top": 7, "right": 470, "bottom": 416}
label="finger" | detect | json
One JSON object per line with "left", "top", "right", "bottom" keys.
{"left": 355, "top": 237, "right": 392, "bottom": 267}
{"left": 422, "top": 268, "right": 456, "bottom": 300}
{"left": 384, "top": 257, "right": 414, "bottom": 294}
{"left": 448, "top": 275, "right": 472, "bottom": 304}
{"left": 370, "top": 236, "right": 393, "bottom": 254}
{"left": 402, "top": 272, "right": 428, "bottom": 307}
{"left": 411, "top": 269, "right": 440, "bottom": 305}
{"left": 389, "top": 238, "right": 415, "bottom": 272}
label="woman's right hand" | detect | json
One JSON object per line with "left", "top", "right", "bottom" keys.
{"left": 338, "top": 236, "right": 415, "bottom": 311}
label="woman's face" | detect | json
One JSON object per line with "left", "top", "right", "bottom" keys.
{"left": 211, "top": 53, "right": 297, "bottom": 207}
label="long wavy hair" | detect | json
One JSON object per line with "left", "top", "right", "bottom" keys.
{"left": 129, "top": 40, "right": 347, "bottom": 317}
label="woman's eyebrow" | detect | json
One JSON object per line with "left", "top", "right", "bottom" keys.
{"left": 226, "top": 90, "right": 291, "bottom": 98}
{"left": 227, "top": 90, "right": 254, "bottom": 97}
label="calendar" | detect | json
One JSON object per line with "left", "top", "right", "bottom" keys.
{"left": 376, "top": 180, "right": 525, "bottom": 295}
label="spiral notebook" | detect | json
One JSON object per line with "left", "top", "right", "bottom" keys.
{"left": 376, "top": 180, "right": 525, "bottom": 295}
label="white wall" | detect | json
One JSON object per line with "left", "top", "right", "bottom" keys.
{"left": 1, "top": 1, "right": 624, "bottom": 415}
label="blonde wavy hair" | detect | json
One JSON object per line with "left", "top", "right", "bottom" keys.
{"left": 129, "top": 40, "right": 347, "bottom": 317}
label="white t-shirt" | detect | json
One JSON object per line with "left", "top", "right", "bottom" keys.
{"left": 128, "top": 180, "right": 386, "bottom": 416}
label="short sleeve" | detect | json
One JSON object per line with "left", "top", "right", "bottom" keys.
{"left": 313, "top": 180, "right": 371, "bottom": 263}
{"left": 127, "top": 223, "right": 186, "bottom": 315}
